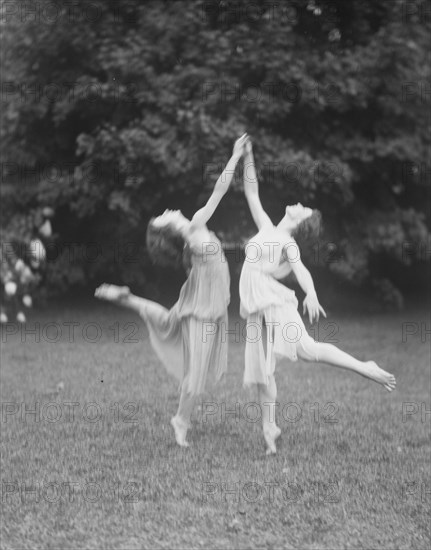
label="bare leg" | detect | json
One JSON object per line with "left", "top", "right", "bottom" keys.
{"left": 95, "top": 283, "right": 159, "bottom": 316}
{"left": 298, "top": 340, "right": 396, "bottom": 392}
{"left": 257, "top": 374, "right": 281, "bottom": 455}
{"left": 257, "top": 319, "right": 281, "bottom": 455}
{"left": 96, "top": 284, "right": 193, "bottom": 447}
{"left": 171, "top": 375, "right": 195, "bottom": 448}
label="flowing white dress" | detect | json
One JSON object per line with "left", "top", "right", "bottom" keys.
{"left": 139, "top": 232, "right": 230, "bottom": 396}
{"left": 239, "top": 224, "right": 317, "bottom": 387}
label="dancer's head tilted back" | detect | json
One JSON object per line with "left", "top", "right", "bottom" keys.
{"left": 146, "top": 209, "right": 191, "bottom": 270}
{"left": 278, "top": 203, "right": 322, "bottom": 240}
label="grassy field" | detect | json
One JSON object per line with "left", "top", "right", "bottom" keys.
{"left": 1, "top": 302, "right": 430, "bottom": 549}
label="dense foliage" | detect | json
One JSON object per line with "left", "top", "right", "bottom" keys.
{"left": 2, "top": 0, "right": 430, "bottom": 306}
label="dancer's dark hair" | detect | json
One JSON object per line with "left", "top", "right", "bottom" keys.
{"left": 292, "top": 209, "right": 322, "bottom": 241}
{"left": 146, "top": 220, "right": 192, "bottom": 272}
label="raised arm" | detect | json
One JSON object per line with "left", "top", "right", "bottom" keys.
{"left": 243, "top": 138, "right": 273, "bottom": 230}
{"left": 284, "top": 241, "right": 326, "bottom": 323}
{"left": 191, "top": 134, "right": 247, "bottom": 228}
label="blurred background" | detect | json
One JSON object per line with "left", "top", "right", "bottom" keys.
{"left": 1, "top": 0, "right": 430, "bottom": 317}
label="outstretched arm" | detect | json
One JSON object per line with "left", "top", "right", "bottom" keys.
{"left": 191, "top": 134, "right": 247, "bottom": 228}
{"left": 243, "top": 139, "right": 273, "bottom": 230}
{"left": 284, "top": 241, "right": 326, "bottom": 323}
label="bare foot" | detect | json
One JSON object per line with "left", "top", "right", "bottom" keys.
{"left": 170, "top": 416, "right": 190, "bottom": 448}
{"left": 95, "top": 284, "right": 130, "bottom": 303}
{"left": 264, "top": 424, "right": 281, "bottom": 455}
{"left": 365, "top": 361, "right": 396, "bottom": 392}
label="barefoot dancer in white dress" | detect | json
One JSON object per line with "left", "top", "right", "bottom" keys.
{"left": 95, "top": 134, "right": 248, "bottom": 447}
{"left": 240, "top": 136, "right": 396, "bottom": 455}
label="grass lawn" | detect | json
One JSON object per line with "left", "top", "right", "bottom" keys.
{"left": 1, "top": 302, "right": 430, "bottom": 549}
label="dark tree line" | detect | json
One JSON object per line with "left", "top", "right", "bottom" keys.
{"left": 1, "top": 0, "right": 430, "bottom": 307}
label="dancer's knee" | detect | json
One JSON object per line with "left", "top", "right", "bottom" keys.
{"left": 120, "top": 294, "right": 142, "bottom": 312}
{"left": 296, "top": 336, "right": 320, "bottom": 362}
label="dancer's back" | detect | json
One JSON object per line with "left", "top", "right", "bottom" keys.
{"left": 177, "top": 231, "right": 230, "bottom": 320}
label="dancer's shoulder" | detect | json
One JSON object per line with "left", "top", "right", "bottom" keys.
{"left": 187, "top": 227, "right": 222, "bottom": 256}
{"left": 255, "top": 221, "right": 276, "bottom": 236}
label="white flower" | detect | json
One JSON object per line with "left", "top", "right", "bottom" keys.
{"left": 16, "top": 312, "right": 27, "bottom": 323}
{"left": 20, "top": 266, "right": 34, "bottom": 285}
{"left": 39, "top": 220, "right": 52, "bottom": 238}
{"left": 23, "top": 295, "right": 33, "bottom": 308}
{"left": 15, "top": 259, "right": 25, "bottom": 273}
{"left": 5, "top": 281, "right": 17, "bottom": 296}
{"left": 42, "top": 206, "right": 54, "bottom": 218}
{"left": 30, "top": 239, "right": 46, "bottom": 263}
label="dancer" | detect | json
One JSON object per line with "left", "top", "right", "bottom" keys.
{"left": 239, "top": 135, "right": 396, "bottom": 455}
{"left": 95, "top": 134, "right": 248, "bottom": 447}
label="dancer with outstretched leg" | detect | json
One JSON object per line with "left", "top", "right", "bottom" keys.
{"left": 239, "top": 135, "right": 396, "bottom": 454}
{"left": 96, "top": 134, "right": 248, "bottom": 447}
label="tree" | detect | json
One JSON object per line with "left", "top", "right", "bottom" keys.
{"left": 2, "top": 0, "right": 430, "bottom": 307}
